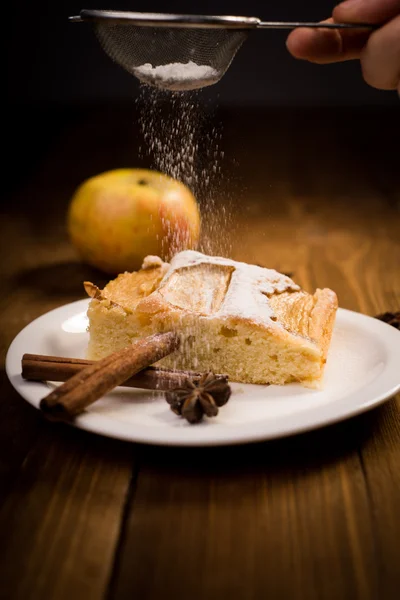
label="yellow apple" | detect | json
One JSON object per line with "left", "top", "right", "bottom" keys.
{"left": 67, "top": 168, "right": 201, "bottom": 274}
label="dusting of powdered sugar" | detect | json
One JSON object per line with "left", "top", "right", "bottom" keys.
{"left": 162, "top": 250, "right": 300, "bottom": 325}
{"left": 134, "top": 61, "right": 219, "bottom": 91}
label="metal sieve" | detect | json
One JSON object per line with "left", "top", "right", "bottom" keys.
{"left": 70, "top": 10, "right": 375, "bottom": 91}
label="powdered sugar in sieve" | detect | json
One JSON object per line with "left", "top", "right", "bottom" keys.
{"left": 133, "top": 61, "right": 219, "bottom": 91}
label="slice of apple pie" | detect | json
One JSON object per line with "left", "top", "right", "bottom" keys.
{"left": 85, "top": 251, "right": 338, "bottom": 386}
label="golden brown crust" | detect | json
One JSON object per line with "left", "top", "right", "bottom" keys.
{"left": 268, "top": 288, "right": 338, "bottom": 357}
{"left": 101, "top": 262, "right": 169, "bottom": 312}
{"left": 308, "top": 288, "right": 338, "bottom": 360}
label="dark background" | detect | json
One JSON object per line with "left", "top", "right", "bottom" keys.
{"left": 4, "top": 1, "right": 399, "bottom": 203}
{"left": 6, "top": 0, "right": 400, "bottom": 108}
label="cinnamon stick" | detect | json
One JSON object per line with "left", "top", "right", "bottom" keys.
{"left": 22, "top": 353, "right": 214, "bottom": 391}
{"left": 39, "top": 332, "right": 179, "bottom": 421}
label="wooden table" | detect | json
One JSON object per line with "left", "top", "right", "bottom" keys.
{"left": 1, "top": 104, "right": 399, "bottom": 600}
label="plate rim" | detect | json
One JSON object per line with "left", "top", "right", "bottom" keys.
{"left": 5, "top": 299, "right": 400, "bottom": 446}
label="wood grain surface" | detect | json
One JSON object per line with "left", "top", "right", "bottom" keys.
{"left": 0, "top": 105, "right": 399, "bottom": 600}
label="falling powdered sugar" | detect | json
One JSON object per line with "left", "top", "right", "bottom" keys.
{"left": 136, "top": 86, "right": 235, "bottom": 259}
{"left": 134, "top": 61, "right": 219, "bottom": 91}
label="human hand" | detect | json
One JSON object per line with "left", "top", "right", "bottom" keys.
{"left": 286, "top": 0, "right": 400, "bottom": 93}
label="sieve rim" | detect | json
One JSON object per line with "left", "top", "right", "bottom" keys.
{"left": 71, "top": 9, "right": 260, "bottom": 29}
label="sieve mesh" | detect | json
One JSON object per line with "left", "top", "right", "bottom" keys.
{"left": 93, "top": 23, "right": 249, "bottom": 90}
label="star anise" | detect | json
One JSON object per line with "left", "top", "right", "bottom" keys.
{"left": 374, "top": 311, "right": 400, "bottom": 330}
{"left": 166, "top": 373, "right": 231, "bottom": 424}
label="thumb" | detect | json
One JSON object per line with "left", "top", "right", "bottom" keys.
{"left": 286, "top": 18, "right": 370, "bottom": 64}
{"left": 334, "top": 0, "right": 400, "bottom": 24}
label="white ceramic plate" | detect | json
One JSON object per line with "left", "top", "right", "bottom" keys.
{"left": 5, "top": 299, "right": 400, "bottom": 446}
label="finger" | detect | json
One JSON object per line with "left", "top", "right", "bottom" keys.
{"left": 286, "top": 18, "right": 369, "bottom": 64}
{"left": 334, "top": 0, "right": 400, "bottom": 25}
{"left": 361, "top": 15, "right": 400, "bottom": 89}
{"left": 286, "top": 23, "right": 342, "bottom": 64}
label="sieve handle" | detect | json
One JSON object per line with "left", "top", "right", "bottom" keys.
{"left": 257, "top": 21, "right": 376, "bottom": 30}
